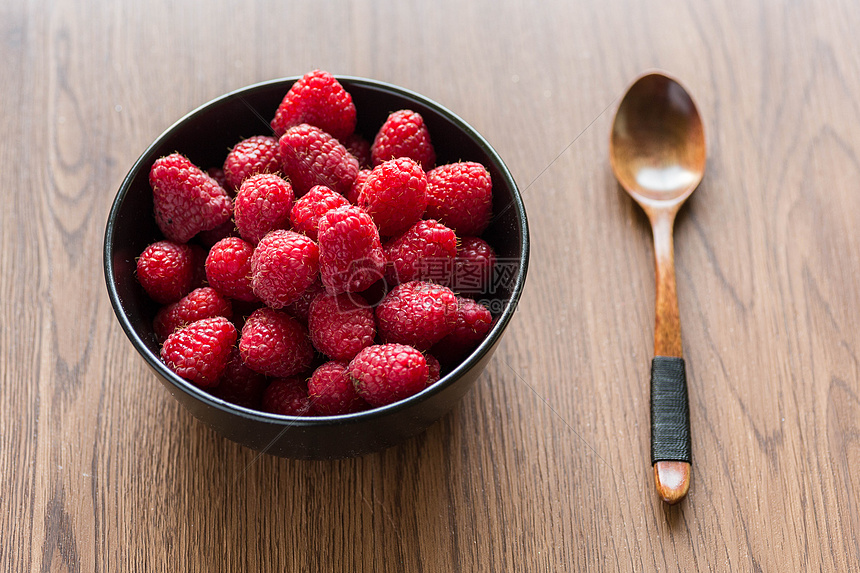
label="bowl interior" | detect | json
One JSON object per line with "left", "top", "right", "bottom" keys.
{"left": 105, "top": 76, "right": 529, "bottom": 433}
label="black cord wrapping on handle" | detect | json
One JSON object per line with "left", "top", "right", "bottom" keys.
{"left": 650, "top": 356, "right": 692, "bottom": 465}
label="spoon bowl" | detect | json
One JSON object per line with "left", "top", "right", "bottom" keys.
{"left": 609, "top": 71, "right": 705, "bottom": 505}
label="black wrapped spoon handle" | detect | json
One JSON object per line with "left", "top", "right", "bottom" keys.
{"left": 650, "top": 356, "right": 691, "bottom": 464}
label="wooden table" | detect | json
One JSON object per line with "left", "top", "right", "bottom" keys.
{"left": 3, "top": 0, "right": 859, "bottom": 570}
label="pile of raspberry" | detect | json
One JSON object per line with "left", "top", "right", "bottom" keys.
{"left": 135, "top": 69, "right": 500, "bottom": 416}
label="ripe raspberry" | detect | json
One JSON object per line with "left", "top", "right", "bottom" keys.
{"left": 270, "top": 70, "right": 357, "bottom": 140}
{"left": 451, "top": 236, "right": 497, "bottom": 295}
{"left": 137, "top": 240, "right": 195, "bottom": 304}
{"left": 234, "top": 173, "right": 295, "bottom": 244}
{"left": 197, "top": 218, "right": 237, "bottom": 248}
{"left": 317, "top": 205, "right": 386, "bottom": 294}
{"left": 383, "top": 219, "right": 457, "bottom": 285}
{"left": 205, "top": 237, "right": 258, "bottom": 302}
{"left": 425, "top": 162, "right": 493, "bottom": 236}
{"left": 426, "top": 354, "right": 441, "bottom": 386}
{"left": 432, "top": 298, "right": 493, "bottom": 366}
{"left": 290, "top": 185, "right": 350, "bottom": 241}
{"left": 240, "top": 307, "right": 314, "bottom": 377}
{"left": 149, "top": 153, "right": 232, "bottom": 243}
{"left": 348, "top": 344, "right": 429, "bottom": 407}
{"left": 250, "top": 230, "right": 319, "bottom": 308}
{"left": 371, "top": 109, "right": 436, "bottom": 170}
{"left": 342, "top": 133, "right": 371, "bottom": 169}
{"left": 375, "top": 281, "right": 458, "bottom": 350}
{"left": 279, "top": 123, "right": 360, "bottom": 197}
{"left": 262, "top": 377, "right": 313, "bottom": 416}
{"left": 348, "top": 168, "right": 372, "bottom": 205}
{"left": 283, "top": 279, "right": 325, "bottom": 324}
{"left": 307, "top": 361, "right": 368, "bottom": 415}
{"left": 153, "top": 286, "right": 233, "bottom": 342}
{"left": 206, "top": 167, "right": 232, "bottom": 194}
{"left": 308, "top": 292, "right": 375, "bottom": 361}
{"left": 223, "top": 135, "right": 282, "bottom": 190}
{"left": 358, "top": 157, "right": 428, "bottom": 237}
{"left": 211, "top": 347, "right": 267, "bottom": 409}
{"left": 160, "top": 316, "right": 237, "bottom": 388}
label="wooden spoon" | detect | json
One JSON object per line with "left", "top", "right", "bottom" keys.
{"left": 609, "top": 71, "right": 705, "bottom": 504}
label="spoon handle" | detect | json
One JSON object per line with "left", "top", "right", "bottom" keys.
{"left": 649, "top": 211, "right": 691, "bottom": 504}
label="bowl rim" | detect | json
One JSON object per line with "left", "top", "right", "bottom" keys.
{"left": 103, "top": 75, "right": 530, "bottom": 428}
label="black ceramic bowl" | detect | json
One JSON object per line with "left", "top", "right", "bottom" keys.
{"left": 104, "top": 76, "right": 529, "bottom": 459}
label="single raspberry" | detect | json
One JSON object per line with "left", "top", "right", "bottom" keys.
{"left": 153, "top": 287, "right": 233, "bottom": 342}
{"left": 197, "top": 218, "right": 237, "bottom": 248}
{"left": 239, "top": 307, "right": 314, "bottom": 377}
{"left": 137, "top": 240, "right": 195, "bottom": 304}
{"left": 206, "top": 167, "right": 232, "bottom": 194}
{"left": 308, "top": 292, "right": 375, "bottom": 361}
{"left": 307, "top": 361, "right": 368, "bottom": 415}
{"left": 250, "top": 230, "right": 319, "bottom": 308}
{"left": 358, "top": 157, "right": 428, "bottom": 237}
{"left": 425, "top": 162, "right": 493, "bottom": 236}
{"left": 149, "top": 153, "right": 232, "bottom": 243}
{"left": 425, "top": 354, "right": 441, "bottom": 386}
{"left": 270, "top": 70, "right": 357, "bottom": 140}
{"left": 432, "top": 298, "right": 494, "bottom": 366}
{"left": 283, "top": 279, "right": 325, "bottom": 324}
{"left": 371, "top": 109, "right": 436, "bottom": 170}
{"left": 205, "top": 237, "right": 258, "bottom": 302}
{"left": 290, "top": 185, "right": 350, "bottom": 241}
{"left": 317, "top": 205, "right": 386, "bottom": 294}
{"left": 383, "top": 219, "right": 457, "bottom": 285}
{"left": 223, "top": 135, "right": 282, "bottom": 191}
{"left": 375, "top": 281, "right": 458, "bottom": 350}
{"left": 160, "top": 316, "right": 237, "bottom": 388}
{"left": 450, "top": 236, "right": 497, "bottom": 296}
{"left": 348, "top": 344, "right": 429, "bottom": 407}
{"left": 342, "top": 133, "right": 371, "bottom": 169}
{"left": 348, "top": 168, "right": 372, "bottom": 205}
{"left": 279, "top": 124, "right": 359, "bottom": 197}
{"left": 234, "top": 173, "right": 295, "bottom": 244}
{"left": 211, "top": 347, "right": 267, "bottom": 409}
{"left": 262, "top": 377, "right": 313, "bottom": 416}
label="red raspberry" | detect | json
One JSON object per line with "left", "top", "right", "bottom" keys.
{"left": 204, "top": 237, "right": 258, "bottom": 303}
{"left": 270, "top": 70, "right": 357, "bottom": 140}
{"left": 383, "top": 219, "right": 457, "bottom": 285}
{"left": 211, "top": 347, "right": 267, "bottom": 409}
{"left": 432, "top": 298, "right": 493, "bottom": 366}
{"left": 290, "top": 185, "right": 350, "bottom": 241}
{"left": 425, "top": 162, "right": 493, "bottom": 236}
{"left": 371, "top": 109, "right": 436, "bottom": 170}
{"left": 160, "top": 316, "right": 237, "bottom": 388}
{"left": 153, "top": 286, "right": 233, "bottom": 342}
{"left": 348, "top": 168, "right": 372, "bottom": 205}
{"left": 250, "top": 230, "right": 319, "bottom": 308}
{"left": 262, "top": 377, "right": 313, "bottom": 416}
{"left": 279, "top": 123, "right": 360, "bottom": 197}
{"left": 223, "top": 135, "right": 282, "bottom": 191}
{"left": 426, "top": 354, "right": 441, "bottom": 386}
{"left": 240, "top": 307, "right": 314, "bottom": 377}
{"left": 149, "top": 153, "right": 232, "bottom": 243}
{"left": 348, "top": 344, "right": 429, "bottom": 407}
{"left": 233, "top": 173, "right": 295, "bottom": 244}
{"left": 308, "top": 292, "right": 375, "bottom": 361}
{"left": 342, "top": 133, "right": 371, "bottom": 169}
{"left": 206, "top": 167, "right": 232, "bottom": 194}
{"left": 197, "top": 218, "right": 237, "bottom": 247}
{"left": 317, "top": 205, "right": 386, "bottom": 294}
{"left": 137, "top": 240, "right": 195, "bottom": 304}
{"left": 375, "top": 281, "right": 458, "bottom": 350}
{"left": 358, "top": 157, "right": 428, "bottom": 237}
{"left": 451, "top": 236, "right": 497, "bottom": 296}
{"left": 307, "top": 361, "right": 368, "bottom": 415}
{"left": 283, "top": 279, "right": 325, "bottom": 323}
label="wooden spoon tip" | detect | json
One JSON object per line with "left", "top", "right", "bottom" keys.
{"left": 654, "top": 461, "right": 691, "bottom": 504}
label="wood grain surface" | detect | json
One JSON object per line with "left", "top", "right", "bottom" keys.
{"left": 2, "top": 0, "right": 859, "bottom": 570}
